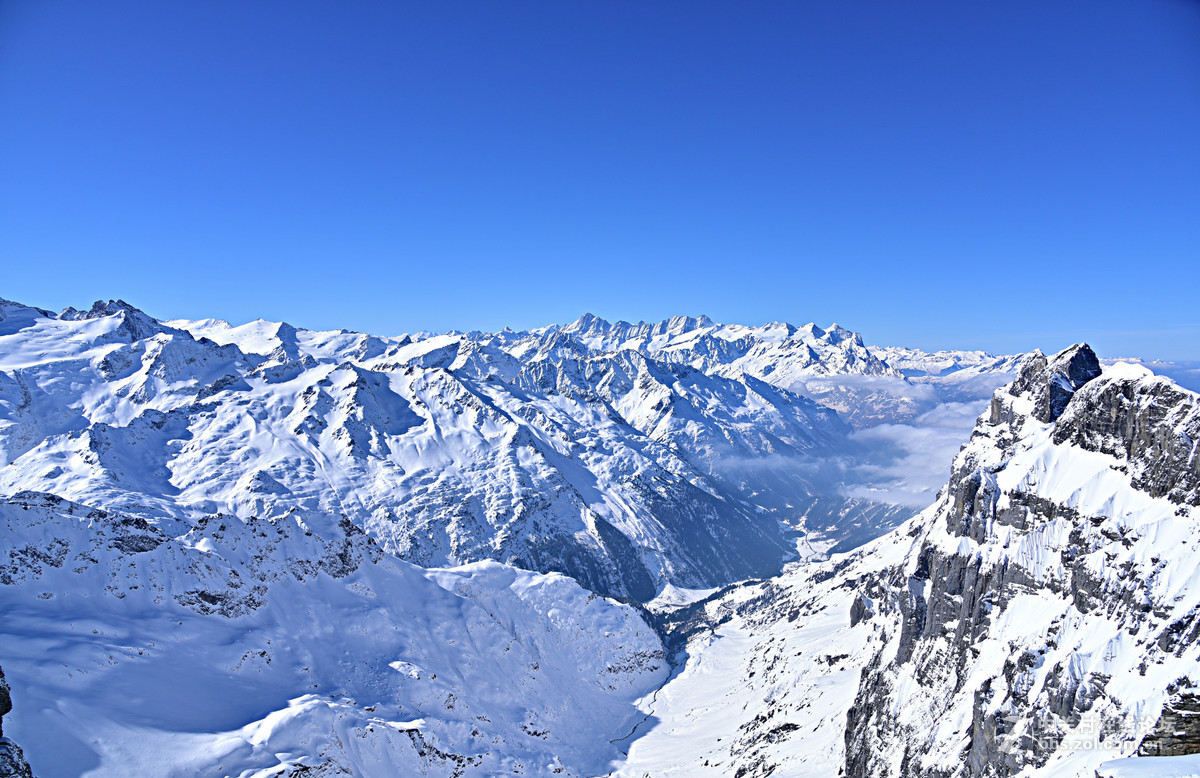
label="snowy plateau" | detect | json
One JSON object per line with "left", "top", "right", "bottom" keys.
{"left": 1, "top": 297, "right": 1198, "bottom": 777}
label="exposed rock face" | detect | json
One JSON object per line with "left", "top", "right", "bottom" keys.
{"left": 842, "top": 346, "right": 1200, "bottom": 777}
{"left": 0, "top": 743, "right": 32, "bottom": 778}
{"left": 1054, "top": 370, "right": 1200, "bottom": 506}
{"left": 0, "top": 667, "right": 9, "bottom": 739}
{"left": 849, "top": 591, "right": 875, "bottom": 628}
{"left": 1138, "top": 689, "right": 1200, "bottom": 757}
{"left": 1026, "top": 344, "right": 1102, "bottom": 424}
{"left": 0, "top": 667, "right": 34, "bottom": 778}
{"left": 988, "top": 343, "right": 1101, "bottom": 426}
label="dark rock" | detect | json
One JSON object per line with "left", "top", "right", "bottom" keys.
{"left": 1053, "top": 373, "right": 1200, "bottom": 506}
{"left": 842, "top": 344, "right": 1198, "bottom": 777}
{"left": 1139, "top": 689, "right": 1200, "bottom": 756}
{"left": 1005, "top": 345, "right": 1102, "bottom": 424}
{"left": 0, "top": 668, "right": 10, "bottom": 738}
{"left": 0, "top": 667, "right": 34, "bottom": 778}
{"left": 0, "top": 742, "right": 33, "bottom": 778}
{"left": 60, "top": 299, "right": 163, "bottom": 341}
{"left": 849, "top": 592, "right": 874, "bottom": 627}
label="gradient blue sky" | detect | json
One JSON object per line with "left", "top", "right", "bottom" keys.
{"left": 2, "top": 1, "right": 1198, "bottom": 358}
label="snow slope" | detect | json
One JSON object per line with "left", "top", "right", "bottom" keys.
{"left": 611, "top": 527, "right": 912, "bottom": 777}
{"left": 0, "top": 491, "right": 665, "bottom": 777}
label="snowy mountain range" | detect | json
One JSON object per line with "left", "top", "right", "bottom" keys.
{"left": 0, "top": 299, "right": 1011, "bottom": 603}
{"left": 3, "top": 297, "right": 1198, "bottom": 776}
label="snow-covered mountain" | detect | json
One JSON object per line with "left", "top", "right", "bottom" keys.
{"left": 5, "top": 298, "right": 1008, "bottom": 603}
{"left": 0, "top": 490, "right": 665, "bottom": 776}
{"left": 28, "top": 296, "right": 1180, "bottom": 777}
{"left": 617, "top": 344, "right": 1200, "bottom": 777}
{"left": 548, "top": 313, "right": 892, "bottom": 378}
{"left": 541, "top": 313, "right": 914, "bottom": 427}
{"left": 4, "top": 299, "right": 886, "bottom": 601}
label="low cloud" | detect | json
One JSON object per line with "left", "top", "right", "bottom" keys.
{"left": 792, "top": 375, "right": 941, "bottom": 405}
{"left": 839, "top": 401, "right": 988, "bottom": 508}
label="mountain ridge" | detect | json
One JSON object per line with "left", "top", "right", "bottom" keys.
{"left": 6, "top": 297, "right": 919, "bottom": 602}
{"left": 616, "top": 344, "right": 1200, "bottom": 777}
{"left": 4, "top": 296, "right": 1200, "bottom": 776}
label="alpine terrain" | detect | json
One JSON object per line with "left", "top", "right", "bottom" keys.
{"left": 2, "top": 297, "right": 1198, "bottom": 777}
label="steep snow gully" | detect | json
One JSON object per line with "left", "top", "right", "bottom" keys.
{"left": 2, "top": 298, "right": 1199, "bottom": 777}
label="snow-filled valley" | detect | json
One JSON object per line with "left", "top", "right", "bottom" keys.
{"left": 3, "top": 297, "right": 1200, "bottom": 777}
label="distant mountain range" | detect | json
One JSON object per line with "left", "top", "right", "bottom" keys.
{"left": 0, "top": 298, "right": 1021, "bottom": 601}
{"left": 2, "top": 297, "right": 1198, "bottom": 776}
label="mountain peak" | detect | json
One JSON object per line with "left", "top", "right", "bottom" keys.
{"left": 58, "top": 299, "right": 166, "bottom": 342}
{"left": 1007, "top": 342, "right": 1102, "bottom": 423}
{"left": 1048, "top": 342, "right": 1101, "bottom": 385}
{"left": 564, "top": 312, "right": 612, "bottom": 333}
{"left": 60, "top": 298, "right": 150, "bottom": 321}
{"left": 653, "top": 314, "right": 715, "bottom": 337}
{"left": 824, "top": 323, "right": 861, "bottom": 345}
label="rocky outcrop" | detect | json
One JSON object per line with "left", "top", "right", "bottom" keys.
{"left": 849, "top": 591, "right": 875, "bottom": 628}
{"left": 844, "top": 346, "right": 1200, "bottom": 777}
{"left": 0, "top": 667, "right": 10, "bottom": 739}
{"left": 0, "top": 668, "right": 33, "bottom": 778}
{"left": 0, "top": 743, "right": 32, "bottom": 778}
{"left": 1054, "top": 369, "right": 1200, "bottom": 506}
{"left": 1138, "top": 688, "right": 1200, "bottom": 757}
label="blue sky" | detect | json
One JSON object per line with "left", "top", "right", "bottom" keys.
{"left": 1, "top": 0, "right": 1198, "bottom": 359}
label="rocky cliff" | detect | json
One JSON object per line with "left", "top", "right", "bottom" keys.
{"left": 844, "top": 345, "right": 1200, "bottom": 776}
{"left": 0, "top": 667, "right": 33, "bottom": 778}
{"left": 609, "top": 345, "right": 1200, "bottom": 777}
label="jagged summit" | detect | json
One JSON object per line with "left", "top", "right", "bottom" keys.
{"left": 59, "top": 298, "right": 146, "bottom": 321}
{"left": 652, "top": 313, "right": 715, "bottom": 335}
{"left": 54, "top": 297, "right": 169, "bottom": 342}
{"left": 1007, "top": 342, "right": 1103, "bottom": 423}
{"left": 557, "top": 312, "right": 853, "bottom": 347}
{"left": 556, "top": 311, "right": 718, "bottom": 347}
{"left": 564, "top": 311, "right": 610, "bottom": 330}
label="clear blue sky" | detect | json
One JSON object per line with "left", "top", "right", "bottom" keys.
{"left": 1, "top": 1, "right": 1198, "bottom": 359}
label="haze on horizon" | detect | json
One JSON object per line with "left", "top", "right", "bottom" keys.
{"left": 1, "top": 0, "right": 1197, "bottom": 359}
